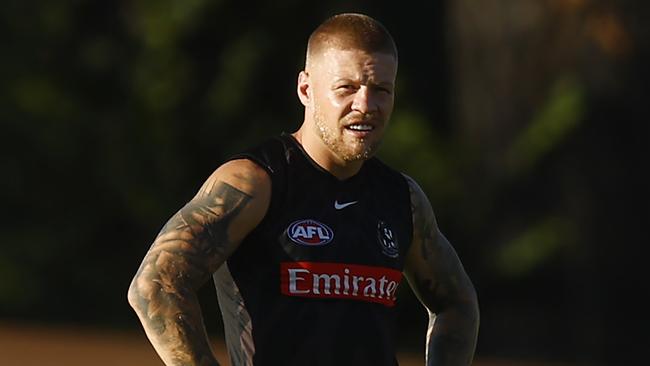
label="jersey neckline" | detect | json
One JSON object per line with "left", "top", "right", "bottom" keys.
{"left": 281, "top": 132, "right": 370, "bottom": 183}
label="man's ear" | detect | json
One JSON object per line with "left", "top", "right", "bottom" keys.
{"left": 297, "top": 71, "right": 311, "bottom": 107}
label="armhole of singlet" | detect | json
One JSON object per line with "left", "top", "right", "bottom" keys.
{"left": 225, "top": 138, "right": 288, "bottom": 236}
{"left": 227, "top": 154, "right": 276, "bottom": 237}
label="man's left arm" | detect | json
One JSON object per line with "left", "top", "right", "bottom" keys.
{"left": 403, "top": 175, "right": 480, "bottom": 365}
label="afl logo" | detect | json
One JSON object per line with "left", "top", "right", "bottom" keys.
{"left": 287, "top": 219, "right": 334, "bottom": 246}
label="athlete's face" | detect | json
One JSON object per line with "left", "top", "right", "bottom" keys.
{"left": 305, "top": 48, "right": 397, "bottom": 162}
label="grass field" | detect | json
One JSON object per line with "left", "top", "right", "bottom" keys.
{"left": 0, "top": 322, "right": 572, "bottom": 366}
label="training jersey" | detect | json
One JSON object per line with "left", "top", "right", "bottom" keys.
{"left": 213, "top": 133, "right": 414, "bottom": 366}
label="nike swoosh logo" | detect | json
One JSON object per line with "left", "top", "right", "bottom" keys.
{"left": 334, "top": 200, "right": 358, "bottom": 210}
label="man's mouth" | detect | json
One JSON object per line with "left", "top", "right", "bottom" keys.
{"left": 345, "top": 124, "right": 374, "bottom": 132}
{"left": 343, "top": 122, "right": 377, "bottom": 140}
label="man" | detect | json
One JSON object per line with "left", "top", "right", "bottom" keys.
{"left": 128, "top": 13, "right": 479, "bottom": 366}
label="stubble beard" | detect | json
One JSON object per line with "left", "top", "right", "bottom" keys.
{"left": 313, "top": 104, "right": 381, "bottom": 162}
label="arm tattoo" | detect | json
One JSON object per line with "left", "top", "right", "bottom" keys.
{"left": 129, "top": 181, "right": 252, "bottom": 366}
{"left": 405, "top": 177, "right": 479, "bottom": 366}
{"left": 407, "top": 177, "right": 441, "bottom": 304}
{"left": 409, "top": 184, "right": 437, "bottom": 261}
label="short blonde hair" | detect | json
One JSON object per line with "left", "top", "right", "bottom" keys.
{"left": 306, "top": 13, "right": 398, "bottom": 68}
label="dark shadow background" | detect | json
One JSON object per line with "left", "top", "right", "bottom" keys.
{"left": 1, "top": 1, "right": 648, "bottom": 365}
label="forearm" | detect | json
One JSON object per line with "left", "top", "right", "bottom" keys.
{"left": 129, "top": 276, "right": 219, "bottom": 366}
{"left": 425, "top": 305, "right": 479, "bottom": 366}
{"left": 127, "top": 169, "right": 266, "bottom": 365}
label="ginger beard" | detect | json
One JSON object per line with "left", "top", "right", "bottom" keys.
{"left": 312, "top": 102, "right": 385, "bottom": 162}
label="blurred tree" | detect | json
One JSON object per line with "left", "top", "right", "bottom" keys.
{"left": 446, "top": 0, "right": 648, "bottom": 364}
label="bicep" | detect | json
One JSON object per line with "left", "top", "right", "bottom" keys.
{"left": 132, "top": 160, "right": 270, "bottom": 297}
{"left": 405, "top": 228, "right": 475, "bottom": 314}
{"left": 402, "top": 176, "right": 476, "bottom": 314}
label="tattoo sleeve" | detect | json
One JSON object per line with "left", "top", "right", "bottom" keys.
{"left": 405, "top": 176, "right": 480, "bottom": 366}
{"left": 128, "top": 180, "right": 252, "bottom": 366}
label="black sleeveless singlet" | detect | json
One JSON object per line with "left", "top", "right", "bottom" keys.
{"left": 213, "top": 134, "right": 413, "bottom": 366}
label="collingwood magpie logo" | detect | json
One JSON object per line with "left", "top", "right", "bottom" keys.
{"left": 377, "top": 220, "right": 399, "bottom": 258}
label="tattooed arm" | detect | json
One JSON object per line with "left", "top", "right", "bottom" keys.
{"left": 403, "top": 175, "right": 479, "bottom": 366}
{"left": 127, "top": 159, "right": 271, "bottom": 366}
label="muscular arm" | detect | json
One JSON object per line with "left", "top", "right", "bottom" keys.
{"left": 127, "top": 159, "right": 270, "bottom": 366}
{"left": 403, "top": 175, "right": 479, "bottom": 366}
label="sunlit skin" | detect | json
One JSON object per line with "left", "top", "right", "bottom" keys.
{"left": 294, "top": 48, "right": 397, "bottom": 180}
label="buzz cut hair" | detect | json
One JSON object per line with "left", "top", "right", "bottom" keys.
{"left": 305, "top": 13, "right": 398, "bottom": 69}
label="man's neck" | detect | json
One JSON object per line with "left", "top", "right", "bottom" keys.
{"left": 292, "top": 129, "right": 364, "bottom": 181}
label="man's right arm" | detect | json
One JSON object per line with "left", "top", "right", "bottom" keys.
{"left": 127, "top": 159, "right": 271, "bottom": 366}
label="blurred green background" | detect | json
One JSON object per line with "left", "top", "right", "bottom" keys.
{"left": 1, "top": 1, "right": 647, "bottom": 365}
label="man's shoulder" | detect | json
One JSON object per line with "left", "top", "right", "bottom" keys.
{"left": 213, "top": 158, "right": 271, "bottom": 193}
{"left": 227, "top": 134, "right": 291, "bottom": 176}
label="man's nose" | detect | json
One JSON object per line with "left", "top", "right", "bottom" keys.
{"left": 351, "top": 86, "right": 377, "bottom": 114}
